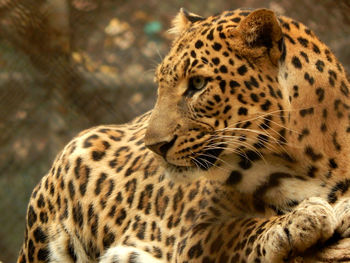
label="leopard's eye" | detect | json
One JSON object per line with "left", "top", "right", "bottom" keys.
{"left": 188, "top": 76, "right": 208, "bottom": 91}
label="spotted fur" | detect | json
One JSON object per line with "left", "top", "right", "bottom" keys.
{"left": 17, "top": 8, "right": 350, "bottom": 263}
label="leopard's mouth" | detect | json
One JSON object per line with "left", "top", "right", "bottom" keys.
{"left": 159, "top": 140, "right": 228, "bottom": 182}
{"left": 163, "top": 143, "right": 226, "bottom": 171}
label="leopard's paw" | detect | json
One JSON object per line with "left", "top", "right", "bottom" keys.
{"left": 287, "top": 197, "right": 336, "bottom": 248}
{"left": 334, "top": 198, "right": 350, "bottom": 238}
{"left": 265, "top": 197, "right": 337, "bottom": 261}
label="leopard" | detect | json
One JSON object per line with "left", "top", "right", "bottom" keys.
{"left": 17, "top": 7, "right": 350, "bottom": 263}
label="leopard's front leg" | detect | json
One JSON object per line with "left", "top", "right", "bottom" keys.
{"left": 177, "top": 197, "right": 337, "bottom": 263}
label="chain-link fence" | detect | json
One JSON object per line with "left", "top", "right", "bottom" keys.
{"left": 1, "top": 0, "right": 349, "bottom": 261}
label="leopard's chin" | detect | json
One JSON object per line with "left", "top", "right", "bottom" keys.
{"left": 163, "top": 161, "right": 231, "bottom": 184}
{"left": 162, "top": 158, "right": 228, "bottom": 183}
{"left": 156, "top": 159, "right": 201, "bottom": 183}
{"left": 163, "top": 164, "right": 204, "bottom": 183}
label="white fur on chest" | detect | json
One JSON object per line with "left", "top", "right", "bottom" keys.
{"left": 236, "top": 160, "right": 327, "bottom": 208}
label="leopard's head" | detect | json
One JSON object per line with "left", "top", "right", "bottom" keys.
{"left": 143, "top": 8, "right": 290, "bottom": 181}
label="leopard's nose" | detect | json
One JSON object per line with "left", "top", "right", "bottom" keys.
{"left": 146, "top": 136, "right": 177, "bottom": 158}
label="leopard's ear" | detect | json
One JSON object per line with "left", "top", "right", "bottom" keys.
{"left": 168, "top": 8, "right": 204, "bottom": 37}
{"left": 237, "top": 9, "right": 282, "bottom": 48}
{"left": 232, "top": 9, "right": 283, "bottom": 65}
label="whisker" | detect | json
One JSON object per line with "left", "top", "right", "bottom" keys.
{"left": 204, "top": 135, "right": 266, "bottom": 159}
{"left": 144, "top": 68, "right": 157, "bottom": 74}
{"left": 257, "top": 115, "right": 301, "bottom": 136}
{"left": 252, "top": 120, "right": 289, "bottom": 150}
{"left": 191, "top": 147, "right": 236, "bottom": 171}
{"left": 259, "top": 125, "right": 292, "bottom": 156}
{"left": 189, "top": 156, "right": 201, "bottom": 170}
{"left": 213, "top": 128, "right": 280, "bottom": 144}
{"left": 204, "top": 142, "right": 268, "bottom": 165}
{"left": 207, "top": 131, "right": 293, "bottom": 162}
{"left": 155, "top": 45, "right": 163, "bottom": 62}
{"left": 189, "top": 148, "right": 227, "bottom": 172}
{"left": 210, "top": 132, "right": 288, "bottom": 157}
{"left": 203, "top": 144, "right": 249, "bottom": 162}
{"left": 192, "top": 155, "right": 219, "bottom": 171}
{"left": 217, "top": 106, "right": 318, "bottom": 132}
{"left": 219, "top": 109, "right": 293, "bottom": 129}
{"left": 195, "top": 153, "right": 234, "bottom": 171}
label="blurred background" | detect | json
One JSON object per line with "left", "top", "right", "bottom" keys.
{"left": 0, "top": 0, "right": 349, "bottom": 261}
